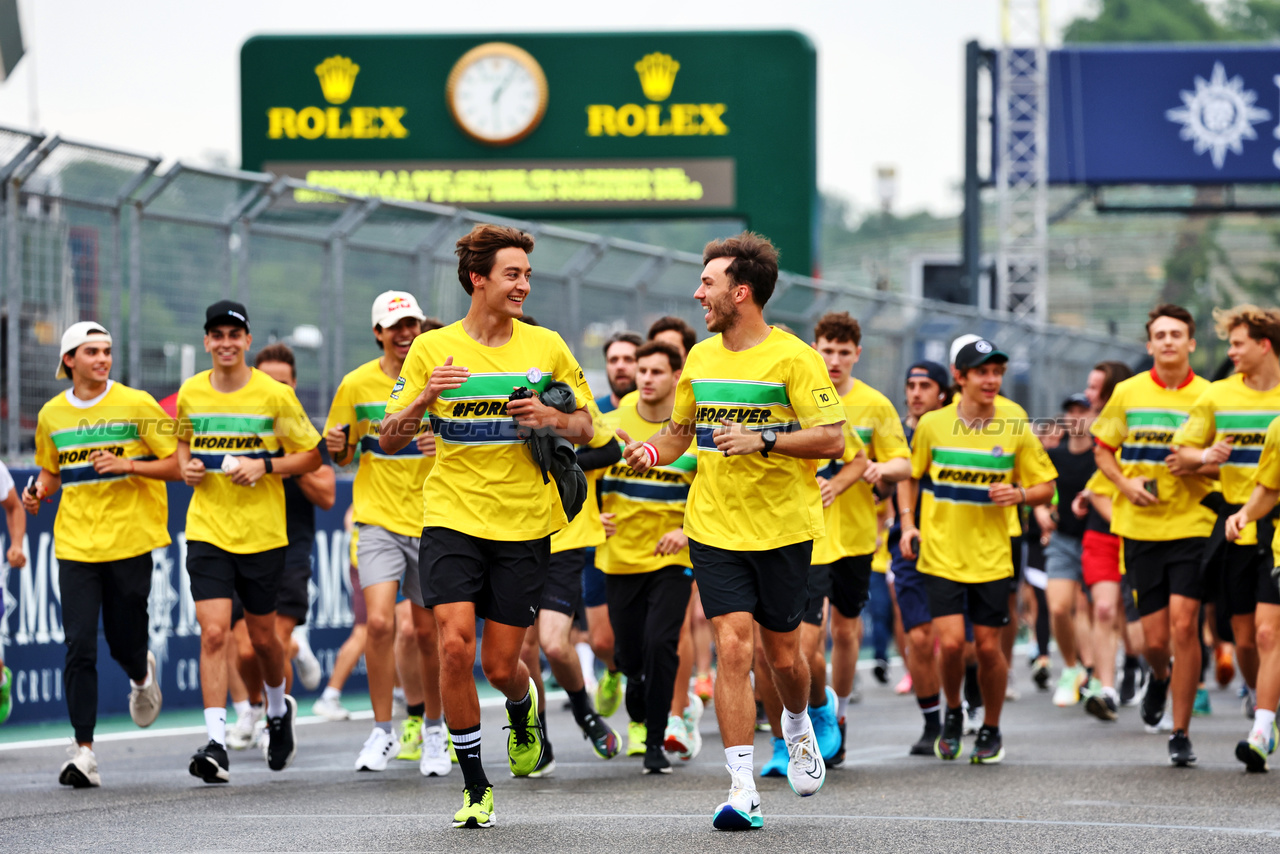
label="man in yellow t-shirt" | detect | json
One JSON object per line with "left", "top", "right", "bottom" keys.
{"left": 599, "top": 341, "right": 699, "bottom": 773}
{"left": 1173, "top": 305, "right": 1280, "bottom": 733}
{"left": 899, "top": 339, "right": 1057, "bottom": 765}
{"left": 380, "top": 224, "right": 593, "bottom": 829}
{"left": 324, "top": 292, "right": 448, "bottom": 775}
{"left": 1092, "top": 303, "right": 1214, "bottom": 767}
{"left": 1225, "top": 413, "right": 1280, "bottom": 771}
{"left": 621, "top": 233, "right": 845, "bottom": 829}
{"left": 177, "top": 300, "right": 322, "bottom": 785}
{"left": 24, "top": 322, "right": 178, "bottom": 789}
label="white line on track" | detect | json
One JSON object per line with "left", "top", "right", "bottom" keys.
{"left": 221, "top": 813, "right": 1280, "bottom": 836}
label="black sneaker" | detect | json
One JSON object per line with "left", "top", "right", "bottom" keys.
{"left": 1119, "top": 660, "right": 1137, "bottom": 705}
{"left": 266, "top": 695, "right": 297, "bottom": 771}
{"left": 642, "top": 743, "right": 672, "bottom": 774}
{"left": 1168, "top": 730, "right": 1196, "bottom": 767}
{"left": 934, "top": 707, "right": 964, "bottom": 761}
{"left": 755, "top": 700, "right": 769, "bottom": 732}
{"left": 528, "top": 738, "right": 556, "bottom": 778}
{"left": 873, "top": 659, "right": 890, "bottom": 685}
{"left": 1085, "top": 692, "right": 1119, "bottom": 722}
{"left": 1140, "top": 676, "right": 1169, "bottom": 730}
{"left": 189, "top": 739, "right": 230, "bottom": 784}
{"left": 829, "top": 716, "right": 847, "bottom": 767}
{"left": 910, "top": 724, "right": 941, "bottom": 756}
{"left": 1031, "top": 657, "right": 1051, "bottom": 692}
{"left": 970, "top": 725, "right": 1004, "bottom": 764}
{"left": 580, "top": 711, "right": 620, "bottom": 760}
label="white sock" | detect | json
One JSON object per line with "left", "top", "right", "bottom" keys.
{"left": 204, "top": 707, "right": 227, "bottom": 745}
{"left": 264, "top": 680, "right": 287, "bottom": 718}
{"left": 575, "top": 642, "right": 597, "bottom": 686}
{"left": 1253, "top": 708, "right": 1276, "bottom": 737}
{"left": 781, "top": 706, "right": 811, "bottom": 743}
{"left": 836, "top": 694, "right": 850, "bottom": 721}
{"left": 322, "top": 686, "right": 341, "bottom": 702}
{"left": 725, "top": 745, "right": 753, "bottom": 779}
{"left": 132, "top": 668, "right": 153, "bottom": 689}
{"left": 232, "top": 699, "right": 251, "bottom": 719}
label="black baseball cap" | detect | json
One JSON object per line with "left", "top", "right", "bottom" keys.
{"left": 204, "top": 299, "right": 250, "bottom": 332}
{"left": 906, "top": 360, "right": 950, "bottom": 391}
{"left": 1062, "top": 392, "right": 1091, "bottom": 410}
{"left": 953, "top": 339, "right": 1008, "bottom": 371}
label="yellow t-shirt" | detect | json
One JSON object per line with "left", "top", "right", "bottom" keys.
{"left": 597, "top": 404, "right": 697, "bottom": 575}
{"left": 551, "top": 400, "right": 613, "bottom": 553}
{"left": 325, "top": 358, "right": 436, "bottom": 537}
{"left": 1173, "top": 372, "right": 1280, "bottom": 545}
{"left": 385, "top": 319, "right": 592, "bottom": 541}
{"left": 34, "top": 381, "right": 177, "bottom": 562}
{"left": 1091, "top": 369, "right": 1215, "bottom": 542}
{"left": 912, "top": 400, "right": 1058, "bottom": 583}
{"left": 671, "top": 327, "right": 845, "bottom": 550}
{"left": 1249, "top": 416, "right": 1280, "bottom": 570}
{"left": 813, "top": 381, "right": 906, "bottom": 564}
{"left": 178, "top": 368, "right": 322, "bottom": 554}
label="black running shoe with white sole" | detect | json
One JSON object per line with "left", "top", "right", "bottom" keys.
{"left": 970, "top": 725, "right": 1005, "bottom": 764}
{"left": 189, "top": 740, "right": 230, "bottom": 784}
{"left": 1168, "top": 730, "right": 1196, "bottom": 767}
{"left": 266, "top": 695, "right": 297, "bottom": 771}
{"left": 1085, "top": 692, "right": 1118, "bottom": 722}
{"left": 1141, "top": 676, "right": 1169, "bottom": 730}
{"left": 643, "top": 743, "right": 672, "bottom": 774}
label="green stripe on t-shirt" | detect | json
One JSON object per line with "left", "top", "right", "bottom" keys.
{"left": 50, "top": 422, "right": 140, "bottom": 449}
{"left": 438, "top": 372, "right": 551, "bottom": 401}
{"left": 1215, "top": 411, "right": 1280, "bottom": 431}
{"left": 932, "top": 447, "right": 1017, "bottom": 470}
{"left": 354, "top": 402, "right": 386, "bottom": 421}
{"left": 690, "top": 379, "right": 790, "bottom": 407}
{"left": 1126, "top": 409, "right": 1188, "bottom": 429}
{"left": 189, "top": 414, "right": 274, "bottom": 434}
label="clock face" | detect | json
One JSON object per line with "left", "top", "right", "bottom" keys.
{"left": 446, "top": 43, "right": 548, "bottom": 146}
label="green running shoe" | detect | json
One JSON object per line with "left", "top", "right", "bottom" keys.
{"left": 397, "top": 716, "right": 423, "bottom": 760}
{"left": 0, "top": 666, "right": 11, "bottom": 725}
{"left": 596, "top": 669, "right": 622, "bottom": 718}
{"left": 505, "top": 678, "right": 544, "bottom": 777}
{"left": 626, "top": 720, "right": 647, "bottom": 756}
{"left": 1236, "top": 722, "right": 1278, "bottom": 773}
{"left": 1193, "top": 687, "right": 1212, "bottom": 717}
{"left": 453, "top": 784, "right": 495, "bottom": 828}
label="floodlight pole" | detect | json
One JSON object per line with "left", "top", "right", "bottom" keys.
{"left": 961, "top": 40, "right": 991, "bottom": 309}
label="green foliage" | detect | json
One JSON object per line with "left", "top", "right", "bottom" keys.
{"left": 1063, "top": 0, "right": 1231, "bottom": 42}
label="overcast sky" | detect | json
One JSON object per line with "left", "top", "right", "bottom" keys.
{"left": 0, "top": 0, "right": 1096, "bottom": 217}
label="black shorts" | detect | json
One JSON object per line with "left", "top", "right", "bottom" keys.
{"left": 542, "top": 548, "right": 586, "bottom": 616}
{"left": 924, "top": 574, "right": 1010, "bottom": 628}
{"left": 275, "top": 547, "right": 313, "bottom": 625}
{"left": 1123, "top": 537, "right": 1208, "bottom": 618}
{"left": 186, "top": 541, "right": 286, "bottom": 617}
{"left": 1010, "top": 535, "right": 1025, "bottom": 595}
{"left": 690, "top": 538, "right": 812, "bottom": 634}
{"left": 1121, "top": 569, "right": 1141, "bottom": 623}
{"left": 805, "top": 554, "right": 872, "bottom": 624}
{"left": 418, "top": 527, "right": 550, "bottom": 628}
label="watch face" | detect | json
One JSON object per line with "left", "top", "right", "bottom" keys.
{"left": 447, "top": 43, "right": 548, "bottom": 146}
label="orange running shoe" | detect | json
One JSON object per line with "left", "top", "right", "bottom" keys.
{"left": 1215, "top": 643, "right": 1235, "bottom": 688}
{"left": 693, "top": 673, "right": 714, "bottom": 703}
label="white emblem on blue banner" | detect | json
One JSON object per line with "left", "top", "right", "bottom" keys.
{"left": 1166, "top": 62, "right": 1271, "bottom": 169}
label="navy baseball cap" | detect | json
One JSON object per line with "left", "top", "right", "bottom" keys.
{"left": 906, "top": 360, "right": 950, "bottom": 391}
{"left": 1062, "top": 392, "right": 1091, "bottom": 410}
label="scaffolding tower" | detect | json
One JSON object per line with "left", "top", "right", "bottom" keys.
{"left": 996, "top": 0, "right": 1049, "bottom": 320}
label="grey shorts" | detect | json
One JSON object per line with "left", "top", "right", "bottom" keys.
{"left": 1044, "top": 533, "right": 1084, "bottom": 584}
{"left": 355, "top": 524, "right": 424, "bottom": 607}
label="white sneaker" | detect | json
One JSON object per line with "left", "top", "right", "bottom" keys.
{"left": 355, "top": 727, "right": 398, "bottom": 771}
{"left": 420, "top": 725, "right": 451, "bottom": 777}
{"left": 663, "top": 714, "right": 691, "bottom": 756}
{"left": 682, "top": 693, "right": 705, "bottom": 760}
{"left": 963, "top": 702, "right": 983, "bottom": 735}
{"left": 311, "top": 694, "right": 350, "bottom": 722}
{"left": 255, "top": 719, "right": 270, "bottom": 760}
{"left": 58, "top": 743, "right": 101, "bottom": 788}
{"left": 292, "top": 627, "right": 322, "bottom": 691}
{"left": 128, "top": 651, "right": 163, "bottom": 727}
{"left": 712, "top": 767, "right": 763, "bottom": 830}
{"left": 392, "top": 688, "right": 407, "bottom": 720}
{"left": 227, "top": 704, "right": 265, "bottom": 750}
{"left": 784, "top": 717, "right": 826, "bottom": 797}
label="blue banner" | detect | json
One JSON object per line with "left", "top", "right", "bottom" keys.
{"left": 0, "top": 472, "right": 364, "bottom": 726}
{"left": 1048, "top": 46, "right": 1280, "bottom": 184}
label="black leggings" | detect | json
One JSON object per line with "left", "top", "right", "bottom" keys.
{"left": 605, "top": 566, "right": 693, "bottom": 749}
{"left": 60, "top": 554, "right": 153, "bottom": 743}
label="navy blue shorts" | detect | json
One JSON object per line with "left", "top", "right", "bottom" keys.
{"left": 890, "top": 544, "right": 932, "bottom": 632}
{"left": 581, "top": 549, "right": 608, "bottom": 608}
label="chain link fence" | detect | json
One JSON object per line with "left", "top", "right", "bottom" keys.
{"left": 0, "top": 126, "right": 1147, "bottom": 461}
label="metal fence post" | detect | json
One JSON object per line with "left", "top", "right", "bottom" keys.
{"left": 128, "top": 202, "right": 142, "bottom": 386}
{"left": 5, "top": 180, "right": 18, "bottom": 459}
{"left": 110, "top": 208, "right": 122, "bottom": 340}
{"left": 331, "top": 236, "right": 345, "bottom": 400}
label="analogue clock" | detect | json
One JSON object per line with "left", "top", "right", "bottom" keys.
{"left": 446, "top": 42, "right": 548, "bottom": 146}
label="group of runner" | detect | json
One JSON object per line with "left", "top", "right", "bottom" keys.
{"left": 3, "top": 223, "right": 1280, "bottom": 830}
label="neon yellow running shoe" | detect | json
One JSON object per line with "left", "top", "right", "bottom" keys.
{"left": 505, "top": 677, "right": 544, "bottom": 777}
{"left": 596, "top": 669, "right": 622, "bottom": 718}
{"left": 452, "top": 785, "right": 495, "bottom": 828}
{"left": 397, "top": 715, "right": 423, "bottom": 760}
{"left": 626, "top": 720, "right": 647, "bottom": 756}
{"left": 448, "top": 735, "right": 458, "bottom": 764}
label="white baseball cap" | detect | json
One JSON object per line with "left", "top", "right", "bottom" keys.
{"left": 372, "top": 291, "right": 426, "bottom": 329}
{"left": 56, "top": 321, "right": 112, "bottom": 379}
{"left": 949, "top": 333, "right": 983, "bottom": 367}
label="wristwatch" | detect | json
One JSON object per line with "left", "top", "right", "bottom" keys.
{"left": 760, "top": 429, "right": 777, "bottom": 458}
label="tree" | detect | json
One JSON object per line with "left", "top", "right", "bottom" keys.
{"left": 1063, "top": 0, "right": 1230, "bottom": 43}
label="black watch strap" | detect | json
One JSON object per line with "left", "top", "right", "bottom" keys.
{"left": 264, "top": 456, "right": 273, "bottom": 474}
{"left": 760, "top": 429, "right": 777, "bottom": 458}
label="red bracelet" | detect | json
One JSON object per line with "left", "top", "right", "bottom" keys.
{"left": 642, "top": 442, "right": 659, "bottom": 467}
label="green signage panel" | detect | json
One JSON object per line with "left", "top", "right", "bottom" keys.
{"left": 240, "top": 31, "right": 817, "bottom": 274}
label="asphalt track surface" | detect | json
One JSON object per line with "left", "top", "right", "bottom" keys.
{"left": 3, "top": 665, "right": 1280, "bottom": 853}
